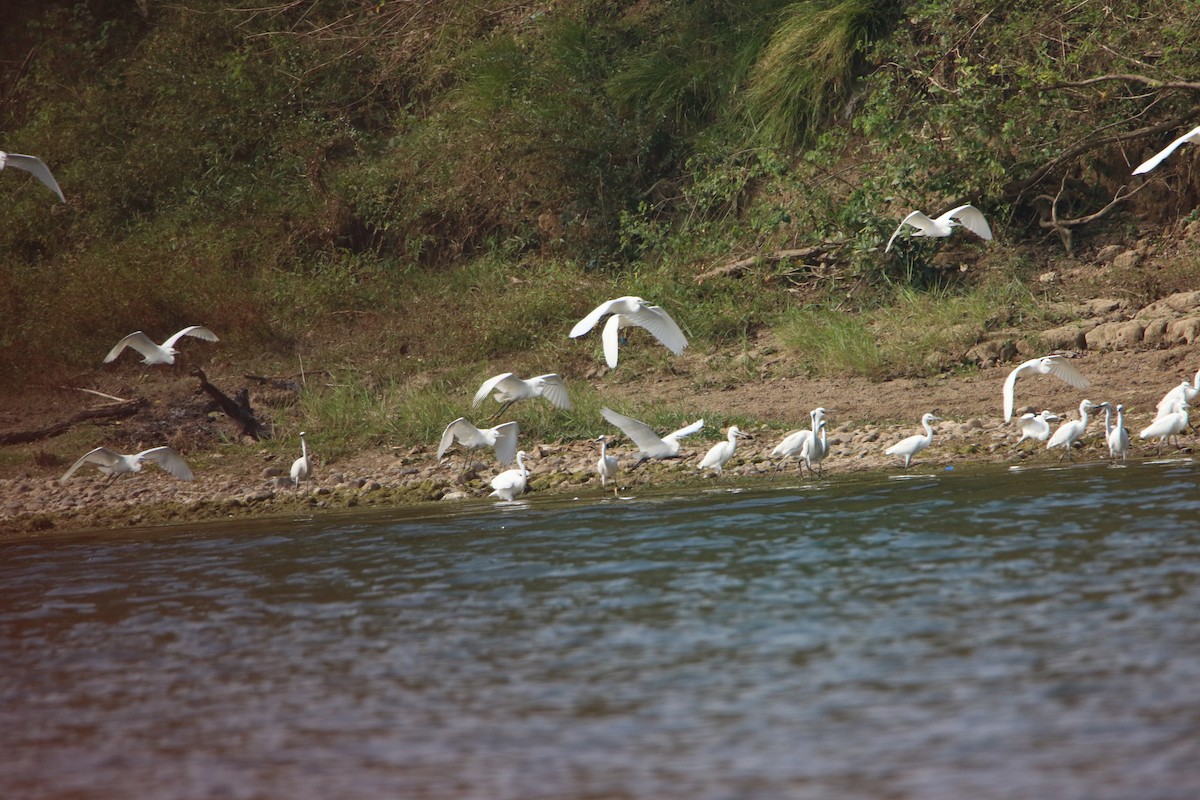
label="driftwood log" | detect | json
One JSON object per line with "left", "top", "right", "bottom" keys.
{"left": 191, "top": 368, "right": 269, "bottom": 441}
{"left": 0, "top": 397, "right": 147, "bottom": 445}
{"left": 695, "top": 246, "right": 840, "bottom": 284}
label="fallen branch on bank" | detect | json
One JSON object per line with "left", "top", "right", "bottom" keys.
{"left": 0, "top": 397, "right": 148, "bottom": 445}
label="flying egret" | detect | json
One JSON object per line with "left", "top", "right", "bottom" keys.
{"left": 290, "top": 431, "right": 312, "bottom": 489}
{"left": 104, "top": 326, "right": 219, "bottom": 366}
{"left": 1132, "top": 124, "right": 1200, "bottom": 175}
{"left": 1002, "top": 355, "right": 1090, "bottom": 422}
{"left": 698, "top": 425, "right": 752, "bottom": 475}
{"left": 569, "top": 296, "right": 688, "bottom": 367}
{"left": 600, "top": 407, "right": 703, "bottom": 462}
{"left": 1, "top": 151, "right": 64, "bottom": 202}
{"left": 473, "top": 372, "right": 571, "bottom": 418}
{"left": 60, "top": 446, "right": 193, "bottom": 483}
{"left": 1015, "top": 410, "right": 1060, "bottom": 445}
{"left": 437, "top": 418, "right": 519, "bottom": 467}
{"left": 596, "top": 435, "right": 619, "bottom": 495}
{"left": 884, "top": 204, "right": 992, "bottom": 253}
{"left": 1155, "top": 369, "right": 1200, "bottom": 419}
{"left": 1047, "top": 399, "right": 1098, "bottom": 461}
{"left": 1100, "top": 403, "right": 1130, "bottom": 462}
{"left": 489, "top": 450, "right": 529, "bottom": 501}
{"left": 802, "top": 418, "right": 829, "bottom": 477}
{"left": 1139, "top": 400, "right": 1189, "bottom": 455}
{"left": 884, "top": 412, "right": 941, "bottom": 469}
{"left": 771, "top": 407, "right": 826, "bottom": 473}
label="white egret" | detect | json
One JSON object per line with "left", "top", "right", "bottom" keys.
{"left": 1100, "top": 403, "right": 1130, "bottom": 462}
{"left": 1047, "top": 399, "right": 1098, "bottom": 461}
{"left": 104, "top": 326, "right": 219, "bottom": 366}
{"left": 1139, "top": 400, "right": 1189, "bottom": 455}
{"left": 1132, "top": 124, "right": 1200, "bottom": 175}
{"left": 437, "top": 418, "right": 519, "bottom": 466}
{"left": 596, "top": 435, "right": 619, "bottom": 495}
{"left": 60, "top": 446, "right": 193, "bottom": 483}
{"left": 884, "top": 204, "right": 992, "bottom": 253}
{"left": 489, "top": 450, "right": 529, "bottom": 501}
{"left": 884, "top": 412, "right": 941, "bottom": 469}
{"left": 1, "top": 151, "right": 64, "bottom": 202}
{"left": 1002, "top": 355, "right": 1090, "bottom": 422}
{"left": 802, "top": 418, "right": 829, "bottom": 477}
{"left": 290, "top": 431, "right": 312, "bottom": 489}
{"left": 600, "top": 406, "right": 703, "bottom": 462}
{"left": 1155, "top": 369, "right": 1200, "bottom": 419}
{"left": 771, "top": 407, "right": 826, "bottom": 472}
{"left": 1015, "top": 410, "right": 1060, "bottom": 444}
{"left": 473, "top": 372, "right": 571, "bottom": 418}
{"left": 698, "top": 425, "right": 751, "bottom": 475}
{"left": 569, "top": 296, "right": 687, "bottom": 367}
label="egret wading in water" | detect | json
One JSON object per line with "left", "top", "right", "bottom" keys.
{"left": 570, "top": 296, "right": 688, "bottom": 367}
{"left": 600, "top": 407, "right": 703, "bottom": 462}
{"left": 60, "top": 446, "right": 193, "bottom": 483}
{"left": 290, "top": 431, "right": 312, "bottom": 490}
{"left": 884, "top": 204, "right": 992, "bottom": 253}
{"left": 489, "top": 450, "right": 529, "bottom": 501}
{"left": 437, "top": 418, "right": 519, "bottom": 469}
{"left": 1047, "top": 399, "right": 1098, "bottom": 461}
{"left": 0, "top": 151, "right": 64, "bottom": 202}
{"left": 1002, "top": 355, "right": 1090, "bottom": 423}
{"left": 1132, "top": 124, "right": 1200, "bottom": 174}
{"left": 473, "top": 372, "right": 571, "bottom": 419}
{"left": 771, "top": 407, "right": 826, "bottom": 473}
{"left": 1100, "top": 403, "right": 1130, "bottom": 462}
{"left": 1015, "top": 410, "right": 1060, "bottom": 445}
{"left": 1140, "top": 400, "right": 1189, "bottom": 455}
{"left": 698, "top": 425, "right": 752, "bottom": 475}
{"left": 104, "top": 326, "right": 219, "bottom": 366}
{"left": 595, "top": 435, "right": 619, "bottom": 495}
{"left": 885, "top": 413, "right": 941, "bottom": 469}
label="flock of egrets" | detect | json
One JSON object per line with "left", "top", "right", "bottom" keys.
{"left": 16, "top": 119, "right": 1200, "bottom": 502}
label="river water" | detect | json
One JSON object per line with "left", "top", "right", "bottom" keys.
{"left": 3, "top": 461, "right": 1200, "bottom": 799}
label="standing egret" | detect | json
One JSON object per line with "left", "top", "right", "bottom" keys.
{"left": 1132, "top": 124, "right": 1200, "bottom": 174}
{"left": 1100, "top": 403, "right": 1130, "bottom": 462}
{"left": 1, "top": 151, "right": 64, "bottom": 202}
{"left": 104, "top": 326, "right": 219, "bottom": 366}
{"left": 437, "top": 418, "right": 519, "bottom": 467}
{"left": 569, "top": 296, "right": 688, "bottom": 367}
{"left": 698, "top": 425, "right": 752, "bottom": 475}
{"left": 60, "top": 446, "right": 193, "bottom": 483}
{"left": 290, "top": 431, "right": 312, "bottom": 490}
{"left": 770, "top": 407, "right": 826, "bottom": 472}
{"left": 1155, "top": 369, "right": 1200, "bottom": 419}
{"left": 595, "top": 435, "right": 619, "bottom": 495}
{"left": 489, "top": 450, "right": 530, "bottom": 501}
{"left": 884, "top": 413, "right": 941, "bottom": 469}
{"left": 600, "top": 407, "right": 703, "bottom": 462}
{"left": 802, "top": 418, "right": 829, "bottom": 477}
{"left": 1047, "top": 399, "right": 1098, "bottom": 461}
{"left": 884, "top": 204, "right": 992, "bottom": 253}
{"left": 473, "top": 372, "right": 571, "bottom": 418}
{"left": 1002, "top": 355, "right": 1090, "bottom": 422}
{"left": 1139, "top": 400, "right": 1189, "bottom": 455}
{"left": 1015, "top": 410, "right": 1060, "bottom": 445}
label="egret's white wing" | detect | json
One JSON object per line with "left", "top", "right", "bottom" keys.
{"left": 1043, "top": 356, "right": 1089, "bottom": 390}
{"left": 601, "top": 314, "right": 624, "bottom": 368}
{"left": 473, "top": 373, "right": 516, "bottom": 407}
{"left": 4, "top": 153, "right": 65, "bottom": 202}
{"left": 772, "top": 429, "right": 810, "bottom": 457}
{"left": 139, "top": 447, "right": 194, "bottom": 480}
{"left": 942, "top": 204, "right": 992, "bottom": 240}
{"left": 1133, "top": 125, "right": 1200, "bottom": 175}
{"left": 162, "top": 325, "right": 218, "bottom": 350}
{"left": 601, "top": 407, "right": 670, "bottom": 456}
{"left": 103, "top": 331, "right": 159, "bottom": 363}
{"left": 59, "top": 447, "right": 121, "bottom": 483}
{"left": 438, "top": 417, "right": 481, "bottom": 458}
{"left": 570, "top": 298, "right": 629, "bottom": 338}
{"left": 885, "top": 211, "right": 933, "bottom": 252}
{"left": 884, "top": 434, "right": 922, "bottom": 456}
{"left": 492, "top": 422, "right": 519, "bottom": 465}
{"left": 665, "top": 418, "right": 705, "bottom": 442}
{"left": 532, "top": 374, "right": 572, "bottom": 410}
{"left": 1001, "top": 359, "right": 1033, "bottom": 423}
{"left": 626, "top": 305, "right": 688, "bottom": 355}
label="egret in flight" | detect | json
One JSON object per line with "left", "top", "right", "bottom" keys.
{"left": 1099, "top": 403, "right": 1130, "bottom": 462}
{"left": 489, "top": 450, "right": 530, "bottom": 501}
{"left": 1132, "top": 124, "right": 1200, "bottom": 174}
{"left": 884, "top": 204, "right": 992, "bottom": 253}
{"left": 1047, "top": 399, "right": 1098, "bottom": 461}
{"left": 884, "top": 412, "right": 941, "bottom": 469}
{"left": 104, "top": 326, "right": 219, "bottom": 366}
{"left": 1140, "top": 400, "right": 1189, "bottom": 455}
{"left": 698, "top": 425, "right": 752, "bottom": 475}
{"left": 570, "top": 296, "right": 688, "bottom": 367}
{"left": 473, "top": 372, "right": 571, "bottom": 418}
{"left": 1, "top": 151, "right": 64, "bottom": 202}
{"left": 437, "top": 418, "right": 519, "bottom": 467}
{"left": 60, "top": 446, "right": 193, "bottom": 483}
{"left": 290, "top": 431, "right": 312, "bottom": 489}
{"left": 601, "top": 407, "right": 703, "bottom": 462}
{"left": 1002, "top": 355, "right": 1090, "bottom": 422}
{"left": 595, "top": 435, "right": 619, "bottom": 494}
{"left": 1015, "top": 410, "right": 1060, "bottom": 445}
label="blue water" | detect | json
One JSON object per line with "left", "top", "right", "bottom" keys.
{"left": 3, "top": 461, "right": 1200, "bottom": 799}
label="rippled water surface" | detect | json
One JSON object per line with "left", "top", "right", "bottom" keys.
{"left": 4, "top": 462, "right": 1200, "bottom": 799}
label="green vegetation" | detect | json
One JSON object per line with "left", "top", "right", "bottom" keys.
{"left": 3, "top": 1, "right": 1200, "bottom": 449}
